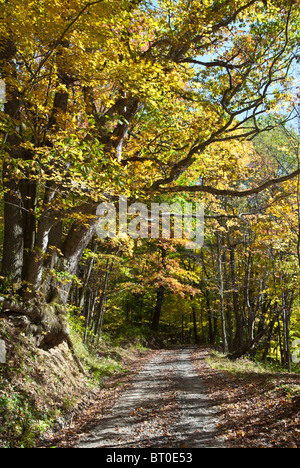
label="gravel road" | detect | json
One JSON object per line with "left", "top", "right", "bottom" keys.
{"left": 77, "top": 347, "right": 223, "bottom": 449}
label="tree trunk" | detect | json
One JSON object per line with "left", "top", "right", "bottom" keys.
{"left": 192, "top": 303, "right": 199, "bottom": 345}
{"left": 228, "top": 238, "right": 244, "bottom": 350}
{"left": 205, "top": 292, "right": 217, "bottom": 344}
{"left": 1, "top": 38, "right": 24, "bottom": 283}
{"left": 95, "top": 258, "right": 115, "bottom": 342}
{"left": 282, "top": 306, "right": 292, "bottom": 372}
{"left": 2, "top": 176, "right": 24, "bottom": 282}
{"left": 227, "top": 329, "right": 266, "bottom": 360}
{"left": 228, "top": 311, "right": 280, "bottom": 360}
{"left": 262, "top": 315, "right": 275, "bottom": 362}
{"left": 216, "top": 231, "right": 228, "bottom": 353}
{"left": 223, "top": 247, "right": 233, "bottom": 352}
{"left": 151, "top": 285, "right": 165, "bottom": 333}
{"left": 151, "top": 246, "right": 167, "bottom": 333}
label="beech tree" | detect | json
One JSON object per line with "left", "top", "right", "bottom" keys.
{"left": 0, "top": 0, "right": 299, "bottom": 350}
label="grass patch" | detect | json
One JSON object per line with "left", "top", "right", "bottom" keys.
{"left": 206, "top": 350, "right": 278, "bottom": 377}
{"left": 68, "top": 326, "right": 146, "bottom": 382}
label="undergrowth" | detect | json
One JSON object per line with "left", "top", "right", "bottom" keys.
{"left": 207, "top": 350, "right": 300, "bottom": 377}
{"left": 0, "top": 318, "right": 149, "bottom": 448}
{"left": 206, "top": 351, "right": 277, "bottom": 376}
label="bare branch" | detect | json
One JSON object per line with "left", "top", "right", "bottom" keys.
{"left": 157, "top": 167, "right": 300, "bottom": 198}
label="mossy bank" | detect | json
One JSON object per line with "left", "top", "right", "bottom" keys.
{"left": 0, "top": 318, "right": 149, "bottom": 448}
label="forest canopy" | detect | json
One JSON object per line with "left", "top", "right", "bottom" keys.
{"left": 0, "top": 0, "right": 300, "bottom": 368}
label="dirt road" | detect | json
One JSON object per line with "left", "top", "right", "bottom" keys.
{"left": 76, "top": 347, "right": 223, "bottom": 449}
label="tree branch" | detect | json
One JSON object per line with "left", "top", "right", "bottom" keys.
{"left": 157, "top": 167, "right": 300, "bottom": 198}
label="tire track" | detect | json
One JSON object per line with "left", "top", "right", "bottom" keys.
{"left": 76, "top": 348, "right": 223, "bottom": 448}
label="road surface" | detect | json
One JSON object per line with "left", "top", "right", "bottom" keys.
{"left": 76, "top": 347, "right": 223, "bottom": 448}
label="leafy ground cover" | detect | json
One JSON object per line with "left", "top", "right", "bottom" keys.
{"left": 1, "top": 331, "right": 299, "bottom": 449}
{"left": 39, "top": 347, "right": 221, "bottom": 449}
{"left": 194, "top": 349, "right": 300, "bottom": 448}
{"left": 37, "top": 350, "right": 156, "bottom": 448}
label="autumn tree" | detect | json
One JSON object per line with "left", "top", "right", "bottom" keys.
{"left": 191, "top": 119, "right": 300, "bottom": 363}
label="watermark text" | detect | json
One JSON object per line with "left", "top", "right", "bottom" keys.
{"left": 96, "top": 197, "right": 204, "bottom": 249}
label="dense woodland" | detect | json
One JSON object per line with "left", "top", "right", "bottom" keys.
{"left": 1, "top": 0, "right": 300, "bottom": 371}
